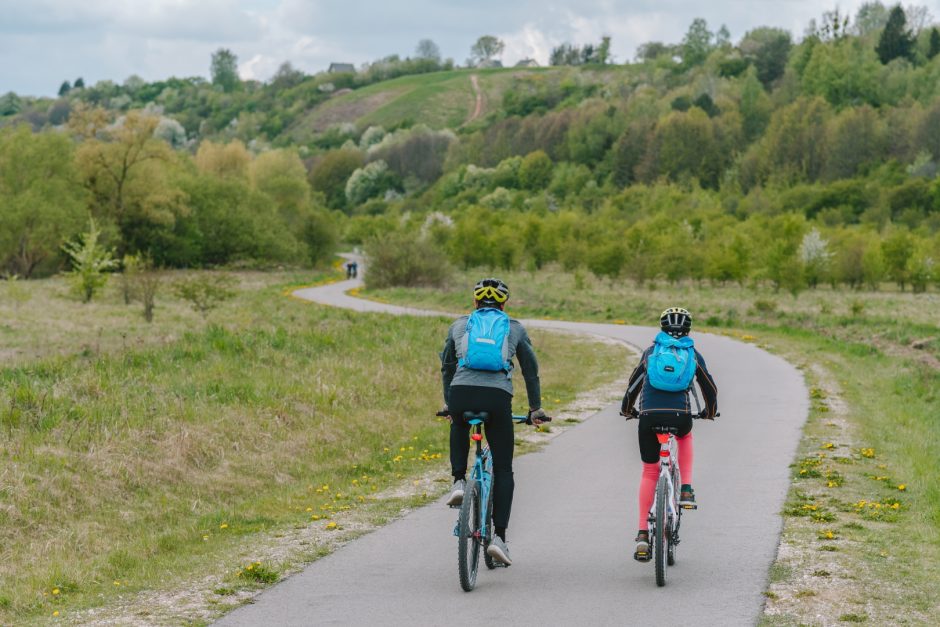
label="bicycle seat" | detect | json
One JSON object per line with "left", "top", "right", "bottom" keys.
{"left": 462, "top": 411, "right": 490, "bottom": 425}
{"left": 651, "top": 425, "right": 680, "bottom": 434}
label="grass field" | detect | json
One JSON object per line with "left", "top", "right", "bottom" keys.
{"left": 288, "top": 65, "right": 620, "bottom": 138}
{"left": 368, "top": 267, "right": 940, "bottom": 624}
{"left": 0, "top": 270, "right": 626, "bottom": 624}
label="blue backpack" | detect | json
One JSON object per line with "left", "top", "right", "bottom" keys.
{"left": 646, "top": 332, "right": 697, "bottom": 392}
{"left": 458, "top": 308, "right": 511, "bottom": 372}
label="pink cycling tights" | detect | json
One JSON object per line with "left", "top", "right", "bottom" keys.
{"left": 637, "top": 433, "right": 693, "bottom": 531}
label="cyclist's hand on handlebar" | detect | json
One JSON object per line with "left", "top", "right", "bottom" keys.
{"left": 620, "top": 407, "right": 639, "bottom": 420}
{"left": 697, "top": 410, "right": 719, "bottom": 420}
{"left": 527, "top": 408, "right": 550, "bottom": 425}
{"left": 437, "top": 405, "right": 453, "bottom": 423}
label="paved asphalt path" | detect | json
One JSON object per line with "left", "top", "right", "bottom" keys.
{"left": 218, "top": 264, "right": 808, "bottom": 627}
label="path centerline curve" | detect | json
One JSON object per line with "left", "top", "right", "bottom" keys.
{"left": 217, "top": 260, "right": 809, "bottom": 627}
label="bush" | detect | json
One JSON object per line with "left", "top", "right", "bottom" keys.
{"left": 174, "top": 274, "right": 236, "bottom": 317}
{"left": 364, "top": 231, "right": 452, "bottom": 289}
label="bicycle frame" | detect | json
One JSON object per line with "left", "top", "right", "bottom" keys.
{"left": 649, "top": 432, "right": 682, "bottom": 543}
{"left": 454, "top": 415, "right": 528, "bottom": 543}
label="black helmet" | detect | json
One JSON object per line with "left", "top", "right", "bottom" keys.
{"left": 473, "top": 277, "right": 509, "bottom": 307}
{"left": 660, "top": 307, "right": 692, "bottom": 337}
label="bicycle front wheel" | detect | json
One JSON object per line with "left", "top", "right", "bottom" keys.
{"left": 654, "top": 476, "right": 668, "bottom": 587}
{"left": 457, "top": 479, "right": 482, "bottom": 591}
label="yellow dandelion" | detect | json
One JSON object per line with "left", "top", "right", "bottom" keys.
{"left": 113, "top": 580, "right": 121, "bottom": 586}
{"left": 821, "top": 442, "right": 835, "bottom": 450}
{"left": 203, "top": 535, "right": 209, "bottom": 541}
{"left": 220, "top": 523, "right": 229, "bottom": 529}
{"left": 891, "top": 503, "right": 900, "bottom": 510}
{"left": 306, "top": 507, "right": 313, "bottom": 512}
{"left": 52, "top": 588, "right": 60, "bottom": 595}
{"left": 898, "top": 484, "right": 906, "bottom": 491}
{"left": 53, "top": 611, "right": 59, "bottom": 617}
{"left": 247, "top": 564, "right": 254, "bottom": 571}
{"left": 326, "top": 521, "right": 338, "bottom": 530}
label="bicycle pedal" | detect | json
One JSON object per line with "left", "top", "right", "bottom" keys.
{"left": 681, "top": 503, "right": 698, "bottom": 510}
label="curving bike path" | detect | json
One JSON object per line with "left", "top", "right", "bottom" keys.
{"left": 218, "top": 263, "right": 808, "bottom": 627}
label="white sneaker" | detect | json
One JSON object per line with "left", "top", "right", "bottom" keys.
{"left": 486, "top": 536, "right": 512, "bottom": 566}
{"left": 446, "top": 479, "right": 465, "bottom": 507}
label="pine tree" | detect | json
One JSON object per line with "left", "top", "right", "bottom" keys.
{"left": 58, "top": 80, "right": 71, "bottom": 97}
{"left": 928, "top": 27, "right": 940, "bottom": 60}
{"left": 876, "top": 5, "right": 914, "bottom": 64}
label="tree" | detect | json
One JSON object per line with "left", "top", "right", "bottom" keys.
{"left": 174, "top": 274, "right": 235, "bottom": 317}
{"left": 471, "top": 36, "right": 505, "bottom": 64}
{"left": 62, "top": 218, "right": 119, "bottom": 303}
{"left": 518, "top": 150, "right": 553, "bottom": 190}
{"left": 799, "top": 228, "right": 832, "bottom": 287}
{"left": 636, "top": 41, "right": 673, "bottom": 62}
{"left": 210, "top": 48, "right": 240, "bottom": 92}
{"left": 876, "top": 5, "right": 914, "bottom": 64}
{"left": 73, "top": 77, "right": 85, "bottom": 89}
{"left": 0, "top": 126, "right": 85, "bottom": 277}
{"left": 58, "top": 80, "right": 71, "bottom": 96}
{"left": 739, "top": 27, "right": 792, "bottom": 86}
{"left": 681, "top": 18, "right": 714, "bottom": 67}
{"left": 928, "top": 27, "right": 940, "bottom": 59}
{"left": 309, "top": 149, "right": 364, "bottom": 211}
{"left": 597, "top": 36, "right": 612, "bottom": 64}
{"left": 270, "top": 62, "right": 305, "bottom": 89}
{"left": 415, "top": 39, "right": 441, "bottom": 62}
{"left": 854, "top": 2, "right": 890, "bottom": 35}
{"left": 0, "top": 92, "right": 22, "bottom": 116}
{"left": 882, "top": 229, "right": 913, "bottom": 289}
{"left": 195, "top": 140, "right": 251, "bottom": 180}
{"left": 739, "top": 66, "right": 772, "bottom": 141}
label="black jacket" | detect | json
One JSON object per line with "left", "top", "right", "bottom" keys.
{"left": 621, "top": 345, "right": 718, "bottom": 418}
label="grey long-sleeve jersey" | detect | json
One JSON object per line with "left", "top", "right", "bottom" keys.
{"left": 440, "top": 314, "right": 542, "bottom": 410}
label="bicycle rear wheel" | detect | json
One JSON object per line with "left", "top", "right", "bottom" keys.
{"left": 654, "top": 477, "right": 668, "bottom": 587}
{"left": 457, "top": 479, "right": 482, "bottom": 591}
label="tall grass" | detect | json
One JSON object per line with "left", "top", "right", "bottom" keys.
{"left": 0, "top": 272, "right": 625, "bottom": 622}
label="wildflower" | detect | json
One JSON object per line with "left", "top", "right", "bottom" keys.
{"left": 53, "top": 611, "right": 59, "bottom": 617}
{"left": 860, "top": 448, "right": 875, "bottom": 458}
{"left": 326, "top": 522, "right": 338, "bottom": 530}
{"left": 113, "top": 580, "right": 121, "bottom": 586}
{"left": 827, "top": 481, "right": 837, "bottom": 488}
{"left": 203, "top": 535, "right": 209, "bottom": 541}
{"left": 52, "top": 588, "right": 60, "bottom": 595}
{"left": 247, "top": 564, "right": 254, "bottom": 571}
{"left": 220, "top": 523, "right": 229, "bottom": 529}
{"left": 821, "top": 442, "right": 835, "bottom": 450}
{"left": 311, "top": 514, "right": 320, "bottom": 520}
{"left": 306, "top": 507, "right": 313, "bottom": 512}
{"left": 898, "top": 484, "right": 906, "bottom": 491}
{"left": 891, "top": 503, "right": 900, "bottom": 510}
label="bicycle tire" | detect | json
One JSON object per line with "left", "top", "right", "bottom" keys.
{"left": 654, "top": 476, "right": 668, "bottom": 587}
{"left": 457, "top": 479, "right": 482, "bottom": 591}
{"left": 483, "top": 481, "right": 498, "bottom": 570}
{"left": 667, "top": 534, "right": 677, "bottom": 566}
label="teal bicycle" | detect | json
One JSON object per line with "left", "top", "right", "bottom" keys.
{"left": 437, "top": 410, "right": 550, "bottom": 591}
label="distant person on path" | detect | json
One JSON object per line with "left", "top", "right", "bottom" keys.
{"left": 351, "top": 261, "right": 358, "bottom": 278}
{"left": 439, "top": 278, "right": 546, "bottom": 566}
{"left": 345, "top": 261, "right": 358, "bottom": 279}
{"left": 620, "top": 307, "right": 718, "bottom": 562}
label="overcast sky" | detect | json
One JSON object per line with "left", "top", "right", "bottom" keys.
{"left": 0, "top": 0, "right": 927, "bottom": 97}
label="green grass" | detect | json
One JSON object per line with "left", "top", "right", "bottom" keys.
{"left": 368, "top": 266, "right": 939, "bottom": 623}
{"left": 290, "top": 66, "right": 619, "bottom": 136}
{"left": 0, "top": 270, "right": 625, "bottom": 624}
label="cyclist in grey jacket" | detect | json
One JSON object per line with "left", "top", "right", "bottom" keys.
{"left": 440, "top": 278, "right": 546, "bottom": 566}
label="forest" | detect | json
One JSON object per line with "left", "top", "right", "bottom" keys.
{"left": 1, "top": 2, "right": 939, "bottom": 293}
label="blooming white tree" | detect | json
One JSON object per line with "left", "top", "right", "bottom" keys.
{"left": 799, "top": 228, "right": 832, "bottom": 288}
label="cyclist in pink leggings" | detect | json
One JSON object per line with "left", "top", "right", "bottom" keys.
{"left": 620, "top": 307, "right": 718, "bottom": 562}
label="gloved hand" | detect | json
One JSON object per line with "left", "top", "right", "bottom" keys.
{"left": 440, "top": 405, "right": 452, "bottom": 423}
{"left": 620, "top": 407, "right": 639, "bottom": 419}
{"left": 527, "top": 408, "right": 548, "bottom": 425}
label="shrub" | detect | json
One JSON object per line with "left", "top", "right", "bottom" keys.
{"left": 174, "top": 274, "right": 236, "bottom": 317}
{"left": 364, "top": 231, "right": 451, "bottom": 289}
{"left": 62, "top": 218, "right": 119, "bottom": 303}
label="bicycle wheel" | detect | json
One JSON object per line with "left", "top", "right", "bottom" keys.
{"left": 654, "top": 476, "right": 668, "bottom": 587}
{"left": 483, "top": 481, "right": 498, "bottom": 570}
{"left": 667, "top": 533, "right": 677, "bottom": 566}
{"left": 457, "top": 479, "right": 482, "bottom": 591}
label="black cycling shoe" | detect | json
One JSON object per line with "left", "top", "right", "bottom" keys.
{"left": 633, "top": 531, "right": 651, "bottom": 562}
{"left": 680, "top": 485, "right": 697, "bottom": 510}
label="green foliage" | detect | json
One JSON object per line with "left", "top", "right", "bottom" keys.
{"left": 310, "top": 149, "right": 364, "bottom": 211}
{"left": 210, "top": 48, "right": 239, "bottom": 92}
{"left": 518, "top": 151, "right": 554, "bottom": 190}
{"left": 802, "top": 39, "right": 881, "bottom": 107}
{"left": 364, "top": 230, "right": 452, "bottom": 288}
{"left": 173, "top": 274, "right": 235, "bottom": 317}
{"left": 62, "top": 218, "right": 119, "bottom": 303}
{"left": 0, "top": 126, "right": 85, "bottom": 277}
{"left": 876, "top": 6, "right": 915, "bottom": 64}
{"left": 345, "top": 161, "right": 401, "bottom": 207}
{"left": 471, "top": 36, "right": 504, "bottom": 64}
{"left": 740, "top": 27, "right": 793, "bottom": 87}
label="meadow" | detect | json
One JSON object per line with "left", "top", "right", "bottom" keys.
{"left": 0, "top": 270, "right": 626, "bottom": 623}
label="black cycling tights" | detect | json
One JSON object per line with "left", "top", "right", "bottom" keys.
{"left": 448, "top": 385, "right": 515, "bottom": 533}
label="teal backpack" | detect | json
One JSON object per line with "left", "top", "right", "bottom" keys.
{"left": 646, "top": 331, "right": 697, "bottom": 392}
{"left": 458, "top": 308, "right": 511, "bottom": 372}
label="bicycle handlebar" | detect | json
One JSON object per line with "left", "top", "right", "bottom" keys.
{"left": 435, "top": 411, "right": 552, "bottom": 425}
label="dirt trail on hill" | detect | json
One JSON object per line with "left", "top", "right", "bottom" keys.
{"left": 465, "top": 74, "right": 484, "bottom": 124}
